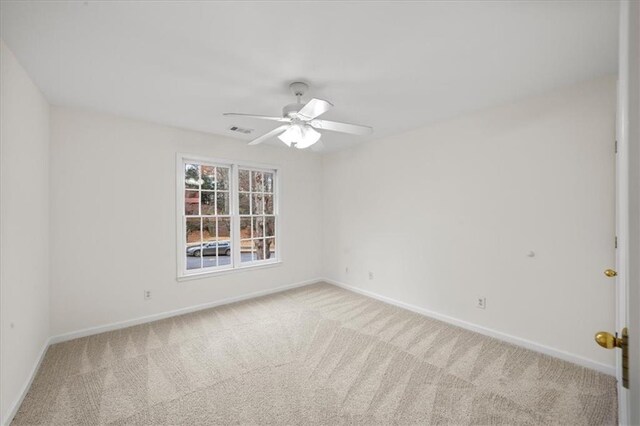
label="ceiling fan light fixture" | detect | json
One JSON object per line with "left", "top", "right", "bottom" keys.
{"left": 278, "top": 124, "right": 321, "bottom": 149}
{"left": 277, "top": 125, "right": 299, "bottom": 147}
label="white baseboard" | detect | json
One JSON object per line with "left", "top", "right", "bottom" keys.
{"left": 322, "top": 278, "right": 615, "bottom": 376}
{"left": 50, "top": 278, "right": 321, "bottom": 344}
{"left": 2, "top": 337, "right": 50, "bottom": 426}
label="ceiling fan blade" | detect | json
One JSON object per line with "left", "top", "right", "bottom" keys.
{"left": 297, "top": 98, "right": 333, "bottom": 120}
{"left": 309, "top": 119, "right": 372, "bottom": 135}
{"left": 248, "top": 125, "right": 289, "bottom": 146}
{"left": 223, "top": 113, "right": 290, "bottom": 123}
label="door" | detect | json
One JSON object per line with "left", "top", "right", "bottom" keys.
{"left": 613, "top": 71, "right": 631, "bottom": 424}
{"left": 614, "top": 2, "right": 634, "bottom": 423}
{"left": 595, "top": 3, "right": 633, "bottom": 423}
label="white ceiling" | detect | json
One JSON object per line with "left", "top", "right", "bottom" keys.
{"left": 1, "top": 1, "right": 619, "bottom": 152}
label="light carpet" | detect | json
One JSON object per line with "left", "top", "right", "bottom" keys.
{"left": 12, "top": 282, "right": 617, "bottom": 425}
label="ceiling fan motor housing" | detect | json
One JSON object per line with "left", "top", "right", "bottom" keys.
{"left": 282, "top": 103, "right": 303, "bottom": 118}
{"left": 289, "top": 81, "right": 308, "bottom": 97}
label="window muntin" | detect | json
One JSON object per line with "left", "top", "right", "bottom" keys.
{"left": 179, "top": 157, "right": 278, "bottom": 278}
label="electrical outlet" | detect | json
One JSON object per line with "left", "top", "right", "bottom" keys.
{"left": 476, "top": 297, "right": 486, "bottom": 309}
{"left": 144, "top": 290, "right": 152, "bottom": 300}
{"left": 368, "top": 271, "right": 374, "bottom": 280}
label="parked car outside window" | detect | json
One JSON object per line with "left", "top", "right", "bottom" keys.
{"left": 186, "top": 241, "right": 231, "bottom": 257}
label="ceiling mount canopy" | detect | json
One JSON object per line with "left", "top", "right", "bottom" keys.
{"left": 224, "top": 82, "right": 373, "bottom": 149}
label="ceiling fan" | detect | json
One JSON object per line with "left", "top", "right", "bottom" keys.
{"left": 224, "top": 82, "right": 372, "bottom": 149}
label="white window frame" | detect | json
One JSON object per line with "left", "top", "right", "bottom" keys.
{"left": 176, "top": 153, "right": 281, "bottom": 280}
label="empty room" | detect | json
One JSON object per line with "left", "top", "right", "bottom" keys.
{"left": 1, "top": 1, "right": 639, "bottom": 425}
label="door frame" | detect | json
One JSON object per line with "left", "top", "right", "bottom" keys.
{"left": 615, "top": 2, "right": 631, "bottom": 424}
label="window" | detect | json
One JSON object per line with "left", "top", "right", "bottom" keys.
{"left": 238, "top": 168, "right": 276, "bottom": 263}
{"left": 178, "top": 155, "right": 279, "bottom": 278}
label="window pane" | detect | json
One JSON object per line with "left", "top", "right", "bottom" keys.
{"left": 217, "top": 217, "right": 231, "bottom": 240}
{"left": 216, "top": 192, "right": 229, "bottom": 215}
{"left": 240, "top": 217, "right": 252, "bottom": 239}
{"left": 202, "top": 241, "right": 218, "bottom": 267}
{"left": 203, "top": 245, "right": 217, "bottom": 267}
{"left": 185, "top": 191, "right": 199, "bottom": 215}
{"left": 264, "top": 172, "right": 274, "bottom": 193}
{"left": 216, "top": 241, "right": 231, "bottom": 257}
{"left": 217, "top": 167, "right": 230, "bottom": 190}
{"left": 264, "top": 216, "right": 275, "bottom": 237}
{"left": 239, "top": 169, "right": 250, "bottom": 192}
{"left": 201, "top": 191, "right": 215, "bottom": 215}
{"left": 252, "top": 171, "right": 264, "bottom": 192}
{"left": 185, "top": 164, "right": 200, "bottom": 189}
{"left": 265, "top": 238, "right": 275, "bottom": 259}
{"left": 252, "top": 194, "right": 264, "bottom": 214}
{"left": 201, "top": 165, "right": 216, "bottom": 190}
{"left": 252, "top": 217, "right": 264, "bottom": 238}
{"left": 218, "top": 255, "right": 231, "bottom": 267}
{"left": 254, "top": 238, "right": 266, "bottom": 260}
{"left": 264, "top": 194, "right": 274, "bottom": 214}
{"left": 203, "top": 217, "right": 216, "bottom": 242}
{"left": 186, "top": 218, "right": 201, "bottom": 243}
{"left": 239, "top": 193, "right": 250, "bottom": 215}
{"left": 240, "top": 239, "right": 255, "bottom": 263}
{"left": 186, "top": 244, "right": 202, "bottom": 270}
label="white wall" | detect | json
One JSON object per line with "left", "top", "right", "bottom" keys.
{"left": 0, "top": 41, "right": 50, "bottom": 423}
{"left": 49, "top": 107, "right": 323, "bottom": 336}
{"left": 322, "top": 76, "right": 617, "bottom": 367}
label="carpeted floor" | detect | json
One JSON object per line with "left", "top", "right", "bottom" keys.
{"left": 12, "top": 282, "right": 617, "bottom": 425}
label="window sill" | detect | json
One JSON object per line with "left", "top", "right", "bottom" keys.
{"left": 177, "top": 260, "right": 283, "bottom": 282}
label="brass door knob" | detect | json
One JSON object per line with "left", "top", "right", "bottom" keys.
{"left": 604, "top": 269, "right": 617, "bottom": 277}
{"left": 595, "top": 331, "right": 620, "bottom": 349}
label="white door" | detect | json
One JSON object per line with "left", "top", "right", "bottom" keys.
{"left": 611, "top": 2, "right": 631, "bottom": 423}
{"left": 594, "top": 3, "right": 633, "bottom": 423}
